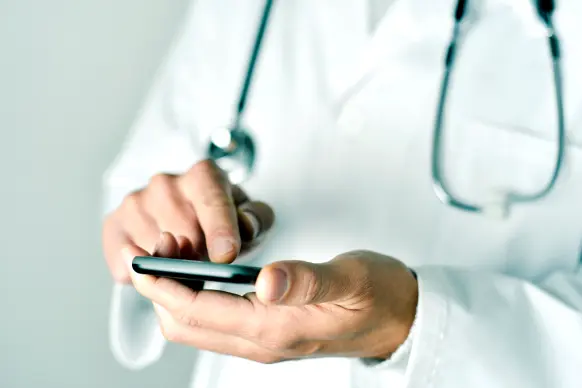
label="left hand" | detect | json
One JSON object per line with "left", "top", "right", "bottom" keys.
{"left": 124, "top": 232, "right": 418, "bottom": 363}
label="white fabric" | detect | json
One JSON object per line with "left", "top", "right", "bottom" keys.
{"left": 103, "top": 0, "right": 582, "bottom": 387}
{"left": 368, "top": 0, "right": 397, "bottom": 31}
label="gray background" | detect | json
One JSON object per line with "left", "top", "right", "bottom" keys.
{"left": 0, "top": 1, "right": 195, "bottom": 387}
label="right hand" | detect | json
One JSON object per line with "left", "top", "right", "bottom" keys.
{"left": 102, "top": 160, "right": 275, "bottom": 283}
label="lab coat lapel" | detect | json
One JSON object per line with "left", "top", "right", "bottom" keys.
{"left": 304, "top": 0, "right": 369, "bottom": 101}
{"left": 332, "top": 0, "right": 456, "bottom": 108}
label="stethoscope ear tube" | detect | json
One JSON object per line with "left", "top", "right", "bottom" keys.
{"left": 454, "top": 0, "right": 467, "bottom": 21}
{"left": 537, "top": 0, "right": 555, "bottom": 16}
{"left": 206, "top": 0, "right": 275, "bottom": 184}
{"left": 432, "top": 0, "right": 566, "bottom": 217}
{"left": 207, "top": 0, "right": 566, "bottom": 215}
{"left": 234, "top": 0, "right": 276, "bottom": 127}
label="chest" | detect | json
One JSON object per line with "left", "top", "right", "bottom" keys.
{"left": 176, "top": 0, "right": 582, "bottom": 278}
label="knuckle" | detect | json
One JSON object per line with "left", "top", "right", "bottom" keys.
{"left": 257, "top": 328, "right": 296, "bottom": 352}
{"left": 149, "top": 173, "right": 172, "bottom": 187}
{"left": 270, "top": 336, "right": 297, "bottom": 352}
{"left": 244, "top": 311, "right": 302, "bottom": 353}
{"left": 201, "top": 190, "right": 232, "bottom": 209}
{"left": 175, "top": 312, "right": 202, "bottom": 330}
{"left": 249, "top": 309, "right": 299, "bottom": 350}
{"left": 190, "top": 160, "right": 229, "bottom": 187}
{"left": 337, "top": 253, "right": 375, "bottom": 298}
{"left": 273, "top": 325, "right": 302, "bottom": 351}
{"left": 190, "top": 160, "right": 219, "bottom": 180}
{"left": 335, "top": 250, "right": 372, "bottom": 275}
{"left": 335, "top": 249, "right": 368, "bottom": 262}
{"left": 255, "top": 354, "right": 283, "bottom": 365}
{"left": 158, "top": 207, "right": 200, "bottom": 241}
{"left": 247, "top": 313, "right": 266, "bottom": 337}
{"left": 351, "top": 255, "right": 374, "bottom": 278}
{"left": 120, "top": 192, "right": 142, "bottom": 214}
{"left": 302, "top": 268, "right": 321, "bottom": 303}
{"left": 148, "top": 174, "right": 175, "bottom": 198}
{"left": 172, "top": 292, "right": 202, "bottom": 329}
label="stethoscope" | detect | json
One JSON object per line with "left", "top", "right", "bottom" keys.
{"left": 206, "top": 0, "right": 565, "bottom": 217}
{"left": 205, "top": 0, "right": 274, "bottom": 185}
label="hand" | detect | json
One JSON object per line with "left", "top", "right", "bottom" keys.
{"left": 102, "top": 160, "right": 275, "bottom": 283}
{"left": 125, "top": 234, "right": 418, "bottom": 363}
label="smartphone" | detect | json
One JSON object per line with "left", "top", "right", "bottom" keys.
{"left": 132, "top": 256, "right": 261, "bottom": 285}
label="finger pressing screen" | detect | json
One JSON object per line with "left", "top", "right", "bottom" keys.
{"left": 181, "top": 161, "right": 241, "bottom": 264}
{"left": 152, "top": 232, "right": 180, "bottom": 258}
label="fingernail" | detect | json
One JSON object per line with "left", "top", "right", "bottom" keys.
{"left": 210, "top": 237, "right": 236, "bottom": 258}
{"left": 242, "top": 211, "right": 261, "bottom": 239}
{"left": 265, "top": 268, "right": 289, "bottom": 302}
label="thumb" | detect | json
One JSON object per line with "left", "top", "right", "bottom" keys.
{"left": 255, "top": 260, "right": 351, "bottom": 306}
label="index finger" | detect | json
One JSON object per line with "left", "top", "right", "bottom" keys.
{"left": 126, "top": 257, "right": 258, "bottom": 337}
{"left": 180, "top": 160, "right": 240, "bottom": 263}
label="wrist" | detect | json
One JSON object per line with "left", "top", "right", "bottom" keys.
{"left": 374, "top": 267, "right": 419, "bottom": 359}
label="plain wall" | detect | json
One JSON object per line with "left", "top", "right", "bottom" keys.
{"left": 0, "top": 1, "right": 195, "bottom": 387}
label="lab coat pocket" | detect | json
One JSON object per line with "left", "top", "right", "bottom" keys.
{"left": 430, "top": 119, "right": 582, "bottom": 278}
{"left": 443, "top": 120, "right": 564, "bottom": 205}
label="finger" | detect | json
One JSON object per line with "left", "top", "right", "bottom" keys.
{"left": 255, "top": 260, "right": 353, "bottom": 306}
{"left": 119, "top": 193, "right": 160, "bottom": 254}
{"left": 238, "top": 201, "right": 275, "bottom": 244}
{"left": 173, "top": 235, "right": 206, "bottom": 289}
{"left": 153, "top": 303, "right": 280, "bottom": 364}
{"left": 143, "top": 175, "right": 205, "bottom": 253}
{"left": 175, "top": 235, "right": 199, "bottom": 260}
{"left": 152, "top": 232, "right": 180, "bottom": 258}
{"left": 231, "top": 185, "right": 250, "bottom": 206}
{"left": 180, "top": 161, "right": 240, "bottom": 264}
{"left": 102, "top": 215, "right": 133, "bottom": 283}
{"left": 125, "top": 257, "right": 261, "bottom": 337}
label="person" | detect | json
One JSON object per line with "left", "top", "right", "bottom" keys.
{"left": 101, "top": 1, "right": 582, "bottom": 387}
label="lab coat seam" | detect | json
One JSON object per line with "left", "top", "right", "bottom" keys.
{"left": 109, "top": 284, "right": 167, "bottom": 370}
{"left": 405, "top": 267, "right": 451, "bottom": 388}
{"left": 427, "top": 293, "right": 448, "bottom": 388}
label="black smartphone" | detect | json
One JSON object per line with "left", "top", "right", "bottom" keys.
{"left": 132, "top": 256, "right": 261, "bottom": 285}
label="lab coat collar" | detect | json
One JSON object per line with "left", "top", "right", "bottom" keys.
{"left": 332, "top": 0, "right": 456, "bottom": 108}
{"left": 333, "top": 0, "right": 551, "bottom": 112}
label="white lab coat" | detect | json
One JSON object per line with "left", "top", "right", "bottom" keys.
{"left": 103, "top": 1, "right": 582, "bottom": 387}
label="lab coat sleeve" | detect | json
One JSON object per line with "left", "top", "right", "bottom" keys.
{"left": 103, "top": 37, "right": 202, "bottom": 370}
{"left": 363, "top": 265, "right": 582, "bottom": 388}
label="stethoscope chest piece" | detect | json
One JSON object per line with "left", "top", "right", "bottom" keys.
{"left": 207, "top": 126, "right": 256, "bottom": 184}
{"left": 205, "top": 0, "right": 274, "bottom": 185}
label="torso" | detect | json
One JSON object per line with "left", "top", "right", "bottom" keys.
{"left": 163, "top": 1, "right": 582, "bottom": 387}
